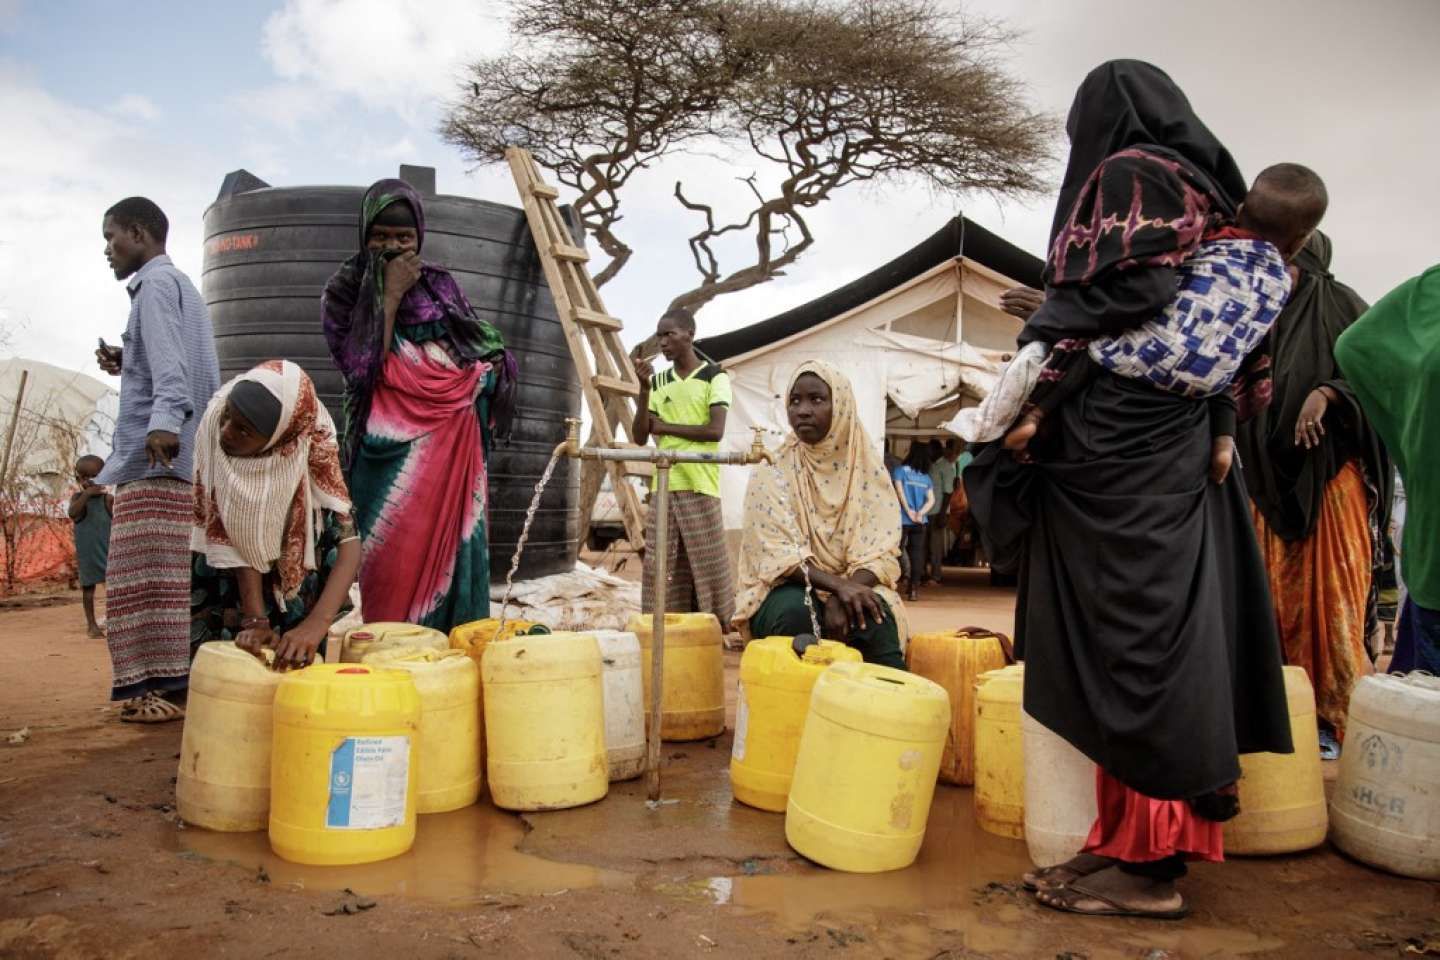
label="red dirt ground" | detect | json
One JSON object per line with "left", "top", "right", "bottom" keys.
{"left": 2, "top": 575, "right": 1437, "bottom": 959}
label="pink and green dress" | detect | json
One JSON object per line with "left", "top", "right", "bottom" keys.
{"left": 321, "top": 179, "right": 516, "bottom": 631}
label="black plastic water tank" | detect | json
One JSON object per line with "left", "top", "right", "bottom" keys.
{"left": 202, "top": 166, "right": 581, "bottom": 581}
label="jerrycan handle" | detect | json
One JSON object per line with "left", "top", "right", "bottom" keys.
{"left": 954, "top": 626, "right": 1016, "bottom": 664}
{"left": 791, "top": 634, "right": 819, "bottom": 658}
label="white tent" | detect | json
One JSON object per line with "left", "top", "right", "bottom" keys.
{"left": 693, "top": 217, "right": 1044, "bottom": 532}
{"left": 0, "top": 358, "right": 118, "bottom": 500}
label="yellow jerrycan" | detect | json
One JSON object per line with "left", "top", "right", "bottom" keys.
{"left": 1226, "top": 665, "right": 1327, "bottom": 855}
{"left": 973, "top": 664, "right": 1026, "bottom": 839}
{"left": 906, "top": 627, "right": 1013, "bottom": 786}
{"left": 786, "top": 661, "right": 950, "bottom": 872}
{"left": 342, "top": 622, "right": 448, "bottom": 663}
{"left": 482, "top": 632, "right": 609, "bottom": 811}
{"left": 269, "top": 664, "right": 421, "bottom": 866}
{"left": 361, "top": 647, "right": 482, "bottom": 814}
{"left": 627, "top": 612, "right": 725, "bottom": 741}
{"left": 448, "top": 618, "right": 550, "bottom": 765}
{"left": 732, "top": 636, "right": 862, "bottom": 812}
{"left": 176, "top": 642, "right": 285, "bottom": 831}
{"left": 1331, "top": 673, "right": 1440, "bottom": 879}
{"left": 448, "top": 618, "right": 550, "bottom": 667}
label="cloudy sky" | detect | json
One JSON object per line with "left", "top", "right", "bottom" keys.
{"left": 2, "top": 0, "right": 1437, "bottom": 378}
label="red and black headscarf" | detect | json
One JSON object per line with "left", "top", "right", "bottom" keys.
{"left": 1020, "top": 60, "right": 1272, "bottom": 426}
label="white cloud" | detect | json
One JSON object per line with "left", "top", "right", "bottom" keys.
{"left": 260, "top": 0, "right": 508, "bottom": 119}
{"left": 225, "top": 81, "right": 336, "bottom": 133}
{"left": 359, "top": 134, "right": 420, "bottom": 164}
{"left": 0, "top": 63, "right": 214, "bottom": 374}
{"left": 109, "top": 93, "right": 161, "bottom": 122}
{"left": 7, "top": 0, "right": 1439, "bottom": 382}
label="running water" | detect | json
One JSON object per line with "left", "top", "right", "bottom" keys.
{"left": 495, "top": 448, "right": 563, "bottom": 638}
{"left": 497, "top": 442, "right": 821, "bottom": 640}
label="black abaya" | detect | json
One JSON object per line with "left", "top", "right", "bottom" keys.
{"left": 967, "top": 371, "right": 1293, "bottom": 800}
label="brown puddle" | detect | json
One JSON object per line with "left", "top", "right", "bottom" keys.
{"left": 678, "top": 787, "right": 1046, "bottom": 954}
{"left": 171, "top": 804, "right": 632, "bottom": 904}
{"left": 655, "top": 787, "right": 1288, "bottom": 957}
{"left": 168, "top": 773, "right": 1287, "bottom": 957}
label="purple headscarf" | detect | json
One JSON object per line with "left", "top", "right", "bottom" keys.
{"left": 321, "top": 179, "right": 515, "bottom": 467}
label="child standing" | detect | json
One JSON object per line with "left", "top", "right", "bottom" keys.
{"left": 69, "top": 455, "right": 113, "bottom": 638}
{"left": 632, "top": 306, "right": 735, "bottom": 625}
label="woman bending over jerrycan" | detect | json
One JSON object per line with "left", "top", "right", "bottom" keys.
{"left": 191, "top": 361, "right": 360, "bottom": 670}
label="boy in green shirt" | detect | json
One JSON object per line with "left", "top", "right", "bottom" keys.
{"left": 632, "top": 307, "right": 735, "bottom": 624}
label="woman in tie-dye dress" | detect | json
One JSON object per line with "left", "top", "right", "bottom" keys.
{"left": 322, "top": 179, "right": 516, "bottom": 632}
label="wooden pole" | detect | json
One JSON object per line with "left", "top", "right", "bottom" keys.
{"left": 646, "top": 461, "right": 670, "bottom": 802}
{"left": 0, "top": 370, "right": 30, "bottom": 488}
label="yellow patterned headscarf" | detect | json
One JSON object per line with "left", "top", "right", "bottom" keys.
{"left": 732, "top": 361, "right": 906, "bottom": 636}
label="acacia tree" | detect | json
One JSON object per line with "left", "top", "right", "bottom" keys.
{"left": 442, "top": 0, "right": 1050, "bottom": 318}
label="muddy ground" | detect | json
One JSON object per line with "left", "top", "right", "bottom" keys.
{"left": 2, "top": 574, "right": 1437, "bottom": 959}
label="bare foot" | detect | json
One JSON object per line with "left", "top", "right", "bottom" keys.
{"left": 1023, "top": 852, "right": 1114, "bottom": 891}
{"left": 1003, "top": 409, "right": 1042, "bottom": 451}
{"left": 87, "top": 625, "right": 105, "bottom": 639}
{"left": 1035, "top": 865, "right": 1188, "bottom": 919}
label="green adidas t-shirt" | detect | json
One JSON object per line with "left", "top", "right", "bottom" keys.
{"left": 648, "top": 361, "right": 732, "bottom": 497}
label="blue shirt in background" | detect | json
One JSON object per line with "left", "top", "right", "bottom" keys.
{"left": 893, "top": 466, "right": 933, "bottom": 527}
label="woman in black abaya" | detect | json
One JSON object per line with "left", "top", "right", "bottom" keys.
{"left": 966, "top": 60, "right": 1292, "bottom": 919}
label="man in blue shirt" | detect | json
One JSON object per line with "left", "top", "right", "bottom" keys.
{"left": 96, "top": 197, "right": 219, "bottom": 722}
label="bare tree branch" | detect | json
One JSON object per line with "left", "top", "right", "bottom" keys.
{"left": 441, "top": 0, "right": 1053, "bottom": 322}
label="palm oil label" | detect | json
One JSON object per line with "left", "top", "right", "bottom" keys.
{"left": 327, "top": 736, "right": 410, "bottom": 829}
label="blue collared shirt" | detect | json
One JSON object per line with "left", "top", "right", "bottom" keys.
{"left": 96, "top": 255, "right": 220, "bottom": 487}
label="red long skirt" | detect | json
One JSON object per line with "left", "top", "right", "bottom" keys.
{"left": 1081, "top": 768, "right": 1224, "bottom": 864}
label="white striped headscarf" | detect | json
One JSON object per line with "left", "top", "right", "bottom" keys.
{"left": 192, "top": 360, "right": 351, "bottom": 602}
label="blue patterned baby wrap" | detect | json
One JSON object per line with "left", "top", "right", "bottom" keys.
{"left": 1089, "top": 238, "right": 1291, "bottom": 398}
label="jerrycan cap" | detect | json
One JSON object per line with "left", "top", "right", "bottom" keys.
{"left": 799, "top": 638, "right": 852, "bottom": 666}
{"left": 336, "top": 667, "right": 371, "bottom": 675}
{"left": 791, "top": 634, "right": 819, "bottom": 658}
{"left": 349, "top": 631, "right": 374, "bottom": 641}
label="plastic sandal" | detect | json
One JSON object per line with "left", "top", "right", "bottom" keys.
{"left": 1036, "top": 874, "right": 1190, "bottom": 920}
{"left": 121, "top": 693, "right": 185, "bottom": 724}
{"left": 1022, "top": 853, "right": 1114, "bottom": 892}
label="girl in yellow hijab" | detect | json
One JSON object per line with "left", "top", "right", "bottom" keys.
{"left": 732, "top": 361, "right": 907, "bottom": 667}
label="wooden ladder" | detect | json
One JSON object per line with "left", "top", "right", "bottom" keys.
{"left": 506, "top": 146, "right": 649, "bottom": 550}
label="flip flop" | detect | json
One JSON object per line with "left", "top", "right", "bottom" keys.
{"left": 1036, "top": 875, "right": 1190, "bottom": 921}
{"left": 121, "top": 693, "right": 185, "bottom": 724}
{"left": 1022, "top": 853, "right": 1114, "bottom": 892}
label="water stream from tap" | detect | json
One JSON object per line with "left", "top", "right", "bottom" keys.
{"left": 495, "top": 447, "right": 563, "bottom": 638}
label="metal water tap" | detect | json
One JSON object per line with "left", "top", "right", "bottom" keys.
{"left": 543, "top": 415, "right": 771, "bottom": 803}
{"left": 745, "top": 426, "right": 776, "bottom": 465}
{"left": 559, "top": 417, "right": 582, "bottom": 459}
{"left": 558, "top": 416, "right": 773, "bottom": 465}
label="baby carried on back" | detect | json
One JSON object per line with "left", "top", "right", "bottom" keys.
{"left": 954, "top": 163, "right": 1329, "bottom": 448}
